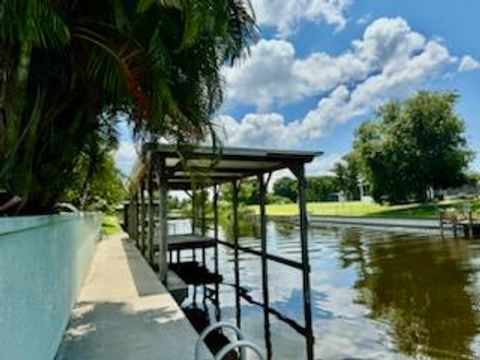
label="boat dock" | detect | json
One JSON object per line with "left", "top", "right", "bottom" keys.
{"left": 56, "top": 233, "right": 211, "bottom": 360}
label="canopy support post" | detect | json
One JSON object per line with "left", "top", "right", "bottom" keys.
{"left": 134, "top": 191, "right": 139, "bottom": 248}
{"left": 191, "top": 189, "right": 197, "bottom": 235}
{"left": 258, "top": 172, "right": 272, "bottom": 358}
{"left": 147, "top": 164, "right": 155, "bottom": 265}
{"left": 140, "top": 179, "right": 146, "bottom": 255}
{"left": 213, "top": 184, "right": 220, "bottom": 320}
{"left": 232, "top": 180, "right": 241, "bottom": 328}
{"left": 154, "top": 155, "right": 168, "bottom": 283}
{"left": 201, "top": 189, "right": 207, "bottom": 236}
{"left": 290, "top": 163, "right": 314, "bottom": 360}
{"left": 127, "top": 198, "right": 132, "bottom": 237}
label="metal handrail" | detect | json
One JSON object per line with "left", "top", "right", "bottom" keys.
{"left": 215, "top": 340, "right": 265, "bottom": 360}
{"left": 195, "top": 322, "right": 264, "bottom": 360}
{"left": 195, "top": 322, "right": 244, "bottom": 360}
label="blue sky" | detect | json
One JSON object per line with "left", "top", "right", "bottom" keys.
{"left": 116, "top": 0, "right": 480, "bottom": 175}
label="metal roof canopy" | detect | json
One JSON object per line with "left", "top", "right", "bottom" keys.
{"left": 139, "top": 144, "right": 321, "bottom": 190}
{"left": 128, "top": 143, "right": 320, "bottom": 359}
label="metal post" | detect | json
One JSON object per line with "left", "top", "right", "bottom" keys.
{"left": 201, "top": 189, "right": 207, "bottom": 236}
{"left": 258, "top": 173, "right": 272, "bottom": 358}
{"left": 192, "top": 190, "right": 197, "bottom": 235}
{"left": 468, "top": 209, "right": 474, "bottom": 239}
{"left": 213, "top": 184, "right": 221, "bottom": 319}
{"left": 232, "top": 180, "right": 241, "bottom": 328}
{"left": 130, "top": 199, "right": 135, "bottom": 238}
{"left": 439, "top": 210, "right": 444, "bottom": 237}
{"left": 147, "top": 165, "right": 155, "bottom": 265}
{"left": 127, "top": 201, "right": 132, "bottom": 237}
{"left": 134, "top": 191, "right": 139, "bottom": 247}
{"left": 123, "top": 203, "right": 128, "bottom": 232}
{"left": 154, "top": 155, "right": 168, "bottom": 283}
{"left": 293, "top": 164, "right": 314, "bottom": 360}
{"left": 140, "top": 179, "right": 146, "bottom": 255}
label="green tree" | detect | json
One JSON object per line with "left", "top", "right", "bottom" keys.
{"left": 305, "top": 176, "right": 339, "bottom": 202}
{"left": 353, "top": 91, "right": 472, "bottom": 203}
{"left": 333, "top": 154, "right": 361, "bottom": 200}
{"left": 63, "top": 149, "right": 125, "bottom": 212}
{"left": 273, "top": 177, "right": 297, "bottom": 202}
{"left": 0, "top": 0, "right": 257, "bottom": 214}
{"left": 220, "top": 178, "right": 259, "bottom": 205}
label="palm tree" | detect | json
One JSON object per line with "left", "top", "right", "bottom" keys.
{"left": 0, "top": 0, "right": 257, "bottom": 214}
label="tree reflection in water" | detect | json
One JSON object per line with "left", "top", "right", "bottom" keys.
{"left": 338, "top": 228, "right": 480, "bottom": 358}
{"left": 218, "top": 205, "right": 259, "bottom": 241}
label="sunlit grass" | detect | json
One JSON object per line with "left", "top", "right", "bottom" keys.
{"left": 102, "top": 214, "right": 122, "bottom": 235}
{"left": 249, "top": 199, "right": 477, "bottom": 218}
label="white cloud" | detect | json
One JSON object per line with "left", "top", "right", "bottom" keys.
{"left": 216, "top": 113, "right": 301, "bottom": 148}
{"left": 221, "top": 17, "right": 455, "bottom": 148}
{"left": 251, "top": 0, "right": 352, "bottom": 36}
{"left": 115, "top": 141, "right": 138, "bottom": 175}
{"left": 306, "top": 153, "right": 345, "bottom": 175}
{"left": 356, "top": 14, "right": 371, "bottom": 25}
{"left": 223, "top": 39, "right": 306, "bottom": 110}
{"left": 224, "top": 17, "right": 452, "bottom": 111}
{"left": 459, "top": 55, "right": 480, "bottom": 72}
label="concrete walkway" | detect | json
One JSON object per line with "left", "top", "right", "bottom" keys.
{"left": 56, "top": 233, "right": 210, "bottom": 360}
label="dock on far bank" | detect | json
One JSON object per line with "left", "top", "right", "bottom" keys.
{"left": 56, "top": 233, "right": 211, "bottom": 360}
{"left": 272, "top": 214, "right": 446, "bottom": 235}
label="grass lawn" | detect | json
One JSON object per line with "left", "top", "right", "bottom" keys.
{"left": 249, "top": 200, "right": 478, "bottom": 218}
{"left": 102, "top": 214, "right": 122, "bottom": 235}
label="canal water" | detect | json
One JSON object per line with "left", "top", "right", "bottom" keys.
{"left": 177, "top": 220, "right": 480, "bottom": 359}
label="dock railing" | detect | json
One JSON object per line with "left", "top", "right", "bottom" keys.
{"left": 440, "top": 204, "right": 478, "bottom": 238}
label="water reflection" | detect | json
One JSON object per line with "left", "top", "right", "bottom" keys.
{"left": 338, "top": 228, "right": 480, "bottom": 358}
{"left": 219, "top": 209, "right": 259, "bottom": 241}
{"left": 175, "top": 218, "right": 480, "bottom": 359}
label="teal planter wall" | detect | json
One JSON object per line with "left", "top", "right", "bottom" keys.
{"left": 0, "top": 213, "right": 101, "bottom": 360}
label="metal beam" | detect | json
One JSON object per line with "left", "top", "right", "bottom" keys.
{"left": 216, "top": 240, "right": 307, "bottom": 270}
{"left": 175, "top": 167, "right": 280, "bottom": 174}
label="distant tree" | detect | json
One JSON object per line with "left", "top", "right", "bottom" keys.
{"left": 273, "top": 175, "right": 344, "bottom": 203}
{"left": 466, "top": 172, "right": 480, "bottom": 186}
{"left": 306, "top": 176, "right": 339, "bottom": 202}
{"left": 353, "top": 91, "right": 472, "bottom": 203}
{"left": 220, "top": 178, "right": 260, "bottom": 205}
{"left": 333, "top": 154, "right": 361, "bottom": 200}
{"left": 63, "top": 151, "right": 125, "bottom": 212}
{"left": 266, "top": 193, "right": 292, "bottom": 204}
{"left": 273, "top": 177, "right": 298, "bottom": 202}
{"left": 167, "top": 195, "right": 182, "bottom": 210}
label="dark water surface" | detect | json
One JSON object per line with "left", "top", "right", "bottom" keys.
{"left": 178, "top": 220, "right": 480, "bottom": 359}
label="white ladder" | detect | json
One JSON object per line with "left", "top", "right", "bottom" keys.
{"left": 195, "top": 322, "right": 265, "bottom": 360}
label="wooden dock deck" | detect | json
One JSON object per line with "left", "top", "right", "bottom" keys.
{"left": 56, "top": 233, "right": 211, "bottom": 360}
